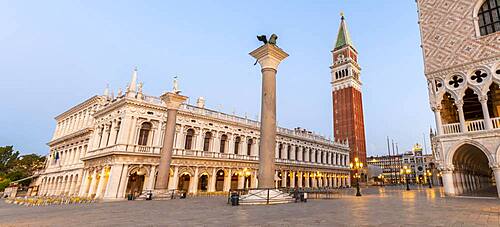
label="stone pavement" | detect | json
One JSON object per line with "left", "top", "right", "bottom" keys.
{"left": 1, "top": 187, "right": 499, "bottom": 227}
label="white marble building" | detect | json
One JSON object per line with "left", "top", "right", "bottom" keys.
{"left": 35, "top": 69, "right": 351, "bottom": 200}
{"left": 417, "top": 0, "right": 500, "bottom": 197}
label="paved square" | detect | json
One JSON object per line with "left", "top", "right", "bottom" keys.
{"left": 1, "top": 187, "right": 499, "bottom": 226}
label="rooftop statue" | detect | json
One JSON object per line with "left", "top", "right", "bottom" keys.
{"left": 256, "top": 34, "right": 278, "bottom": 45}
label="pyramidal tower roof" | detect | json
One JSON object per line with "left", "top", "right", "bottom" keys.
{"left": 334, "top": 13, "right": 355, "bottom": 51}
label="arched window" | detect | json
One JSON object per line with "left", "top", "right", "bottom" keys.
{"left": 185, "top": 129, "right": 194, "bottom": 150}
{"left": 295, "top": 146, "right": 299, "bottom": 161}
{"left": 220, "top": 135, "right": 227, "bottom": 153}
{"left": 278, "top": 143, "right": 283, "bottom": 159}
{"left": 234, "top": 137, "right": 241, "bottom": 154}
{"left": 138, "top": 122, "right": 152, "bottom": 146}
{"left": 203, "top": 132, "right": 212, "bottom": 152}
{"left": 478, "top": 0, "right": 500, "bottom": 36}
{"left": 247, "top": 139, "right": 253, "bottom": 156}
{"left": 287, "top": 145, "right": 291, "bottom": 160}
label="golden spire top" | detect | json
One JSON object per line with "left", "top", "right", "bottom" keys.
{"left": 340, "top": 11, "right": 345, "bottom": 20}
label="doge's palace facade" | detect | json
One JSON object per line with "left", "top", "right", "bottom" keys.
{"left": 417, "top": 0, "right": 500, "bottom": 197}
{"left": 35, "top": 70, "right": 351, "bottom": 200}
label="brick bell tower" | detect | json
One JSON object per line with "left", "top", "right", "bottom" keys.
{"left": 331, "top": 13, "right": 367, "bottom": 165}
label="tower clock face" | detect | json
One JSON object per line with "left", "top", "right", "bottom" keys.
{"left": 417, "top": 166, "right": 423, "bottom": 172}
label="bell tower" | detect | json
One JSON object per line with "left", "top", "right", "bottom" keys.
{"left": 331, "top": 13, "right": 367, "bottom": 165}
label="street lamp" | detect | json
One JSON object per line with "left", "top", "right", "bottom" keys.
{"left": 349, "top": 157, "right": 363, "bottom": 197}
{"left": 426, "top": 170, "right": 432, "bottom": 188}
{"left": 400, "top": 166, "right": 411, "bottom": 191}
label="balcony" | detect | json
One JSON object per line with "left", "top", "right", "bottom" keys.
{"left": 173, "top": 149, "right": 258, "bottom": 161}
{"left": 441, "top": 117, "right": 500, "bottom": 135}
{"left": 85, "top": 144, "right": 162, "bottom": 158}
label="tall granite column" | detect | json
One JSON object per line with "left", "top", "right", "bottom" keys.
{"left": 155, "top": 92, "right": 188, "bottom": 193}
{"left": 250, "top": 43, "right": 288, "bottom": 188}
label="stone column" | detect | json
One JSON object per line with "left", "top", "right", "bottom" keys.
{"left": 168, "top": 166, "right": 179, "bottom": 190}
{"left": 208, "top": 168, "right": 217, "bottom": 192}
{"left": 297, "top": 173, "right": 303, "bottom": 188}
{"left": 88, "top": 170, "right": 98, "bottom": 197}
{"left": 290, "top": 171, "right": 295, "bottom": 188}
{"left": 251, "top": 170, "right": 258, "bottom": 188}
{"left": 155, "top": 92, "right": 188, "bottom": 193}
{"left": 108, "top": 120, "right": 118, "bottom": 146}
{"left": 455, "top": 100, "right": 467, "bottom": 133}
{"left": 281, "top": 170, "right": 288, "bottom": 188}
{"left": 493, "top": 167, "right": 500, "bottom": 198}
{"left": 432, "top": 106, "right": 443, "bottom": 135}
{"left": 238, "top": 174, "right": 245, "bottom": 189}
{"left": 147, "top": 165, "right": 157, "bottom": 190}
{"left": 104, "top": 164, "right": 121, "bottom": 199}
{"left": 479, "top": 95, "right": 493, "bottom": 130}
{"left": 250, "top": 43, "right": 288, "bottom": 188}
{"left": 73, "top": 173, "right": 83, "bottom": 196}
{"left": 95, "top": 168, "right": 107, "bottom": 198}
{"left": 78, "top": 170, "right": 89, "bottom": 196}
{"left": 223, "top": 169, "right": 232, "bottom": 192}
{"left": 442, "top": 170, "right": 456, "bottom": 196}
{"left": 190, "top": 167, "right": 199, "bottom": 194}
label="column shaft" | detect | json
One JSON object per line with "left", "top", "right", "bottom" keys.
{"left": 155, "top": 109, "right": 178, "bottom": 190}
{"left": 258, "top": 68, "right": 277, "bottom": 188}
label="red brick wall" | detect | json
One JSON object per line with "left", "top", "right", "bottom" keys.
{"left": 333, "top": 87, "right": 367, "bottom": 164}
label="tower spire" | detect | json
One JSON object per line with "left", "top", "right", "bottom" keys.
{"left": 334, "top": 12, "right": 355, "bottom": 51}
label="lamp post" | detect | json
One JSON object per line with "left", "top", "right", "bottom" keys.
{"left": 400, "top": 166, "right": 411, "bottom": 191}
{"left": 349, "top": 157, "right": 363, "bottom": 197}
{"left": 426, "top": 170, "right": 433, "bottom": 189}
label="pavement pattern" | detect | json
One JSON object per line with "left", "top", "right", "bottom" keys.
{"left": 1, "top": 187, "right": 499, "bottom": 227}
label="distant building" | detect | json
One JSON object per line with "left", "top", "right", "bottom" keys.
{"left": 368, "top": 144, "right": 440, "bottom": 185}
{"left": 367, "top": 154, "right": 403, "bottom": 184}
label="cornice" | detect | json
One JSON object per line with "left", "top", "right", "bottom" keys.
{"left": 47, "top": 128, "right": 92, "bottom": 147}
{"left": 425, "top": 55, "right": 500, "bottom": 78}
{"left": 93, "top": 97, "right": 167, "bottom": 118}
{"left": 55, "top": 95, "right": 104, "bottom": 120}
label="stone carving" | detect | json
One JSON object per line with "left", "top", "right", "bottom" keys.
{"left": 256, "top": 34, "right": 278, "bottom": 45}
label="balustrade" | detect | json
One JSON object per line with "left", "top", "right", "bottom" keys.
{"left": 442, "top": 123, "right": 461, "bottom": 134}
{"left": 492, "top": 117, "right": 500, "bottom": 129}
{"left": 442, "top": 117, "right": 500, "bottom": 135}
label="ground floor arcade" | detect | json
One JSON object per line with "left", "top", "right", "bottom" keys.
{"left": 36, "top": 159, "right": 350, "bottom": 200}
{"left": 438, "top": 139, "right": 500, "bottom": 198}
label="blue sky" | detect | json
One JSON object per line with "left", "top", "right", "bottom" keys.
{"left": 0, "top": 1, "right": 433, "bottom": 156}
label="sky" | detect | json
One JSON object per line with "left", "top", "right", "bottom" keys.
{"left": 0, "top": 0, "right": 434, "bottom": 157}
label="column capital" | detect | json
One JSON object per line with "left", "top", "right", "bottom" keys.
{"left": 249, "top": 44, "right": 289, "bottom": 71}
{"left": 431, "top": 104, "right": 442, "bottom": 112}
{"left": 490, "top": 163, "right": 500, "bottom": 170}
{"left": 479, "top": 95, "right": 488, "bottom": 103}
{"left": 160, "top": 92, "right": 188, "bottom": 110}
{"left": 455, "top": 99, "right": 464, "bottom": 108}
{"left": 439, "top": 164, "right": 454, "bottom": 172}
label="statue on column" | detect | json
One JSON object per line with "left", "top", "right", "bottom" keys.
{"left": 173, "top": 76, "right": 181, "bottom": 94}
{"left": 257, "top": 34, "right": 278, "bottom": 45}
